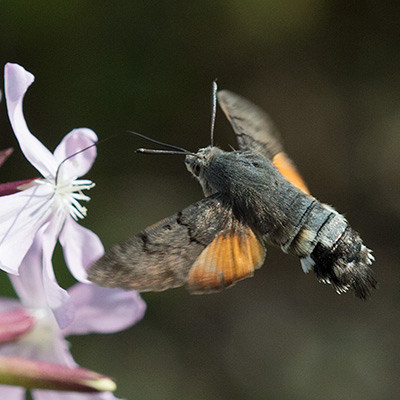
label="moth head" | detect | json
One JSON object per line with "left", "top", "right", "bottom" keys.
{"left": 185, "top": 146, "right": 222, "bottom": 196}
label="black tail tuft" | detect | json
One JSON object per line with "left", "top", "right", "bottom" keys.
{"left": 312, "top": 228, "right": 377, "bottom": 300}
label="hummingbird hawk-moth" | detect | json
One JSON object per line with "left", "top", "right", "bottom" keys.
{"left": 88, "top": 90, "right": 377, "bottom": 299}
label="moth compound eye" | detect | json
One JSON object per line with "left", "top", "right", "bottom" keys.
{"left": 193, "top": 163, "right": 201, "bottom": 176}
{"left": 184, "top": 156, "right": 202, "bottom": 177}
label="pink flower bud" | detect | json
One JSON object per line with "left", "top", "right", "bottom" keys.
{"left": 0, "top": 308, "right": 34, "bottom": 343}
{"left": 0, "top": 356, "right": 116, "bottom": 392}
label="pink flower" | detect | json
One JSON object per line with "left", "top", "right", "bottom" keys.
{"left": 0, "top": 63, "right": 104, "bottom": 327}
{"left": 0, "top": 242, "right": 146, "bottom": 400}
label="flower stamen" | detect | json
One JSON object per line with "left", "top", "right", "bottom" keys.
{"left": 37, "top": 177, "right": 95, "bottom": 221}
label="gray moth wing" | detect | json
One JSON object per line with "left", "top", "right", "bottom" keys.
{"left": 88, "top": 194, "right": 233, "bottom": 292}
{"left": 217, "top": 89, "right": 283, "bottom": 159}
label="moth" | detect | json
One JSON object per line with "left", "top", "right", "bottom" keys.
{"left": 88, "top": 90, "right": 377, "bottom": 299}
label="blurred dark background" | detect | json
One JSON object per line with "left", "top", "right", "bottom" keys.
{"left": 1, "top": 1, "right": 400, "bottom": 399}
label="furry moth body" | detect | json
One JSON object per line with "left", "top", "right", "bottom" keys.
{"left": 88, "top": 90, "right": 376, "bottom": 299}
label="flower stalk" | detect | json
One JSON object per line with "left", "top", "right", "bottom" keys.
{"left": 0, "top": 356, "right": 116, "bottom": 392}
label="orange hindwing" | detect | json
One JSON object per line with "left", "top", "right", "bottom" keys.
{"left": 188, "top": 225, "right": 265, "bottom": 293}
{"left": 272, "top": 152, "right": 310, "bottom": 194}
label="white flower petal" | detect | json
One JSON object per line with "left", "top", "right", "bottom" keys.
{"left": 9, "top": 233, "right": 48, "bottom": 309}
{"left": 53, "top": 128, "right": 98, "bottom": 181}
{"left": 63, "top": 284, "right": 146, "bottom": 336}
{"left": 0, "top": 313, "right": 71, "bottom": 364}
{"left": 6, "top": 220, "right": 74, "bottom": 329}
{"left": 0, "top": 298, "right": 21, "bottom": 313}
{"left": 0, "top": 385, "right": 25, "bottom": 400}
{"left": 41, "top": 219, "right": 75, "bottom": 329}
{"left": 33, "top": 389, "right": 119, "bottom": 400}
{"left": 0, "top": 184, "right": 54, "bottom": 274}
{"left": 0, "top": 229, "right": 76, "bottom": 359}
{"left": 4, "top": 63, "right": 57, "bottom": 178}
{"left": 42, "top": 264, "right": 74, "bottom": 331}
{"left": 59, "top": 217, "right": 104, "bottom": 283}
{"left": 0, "top": 330, "right": 75, "bottom": 380}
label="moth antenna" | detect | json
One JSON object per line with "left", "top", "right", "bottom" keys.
{"left": 210, "top": 79, "right": 218, "bottom": 147}
{"left": 125, "top": 131, "right": 190, "bottom": 154}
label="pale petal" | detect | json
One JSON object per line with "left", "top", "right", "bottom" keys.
{"left": 0, "top": 184, "right": 54, "bottom": 274}
{"left": 4, "top": 63, "right": 57, "bottom": 178}
{"left": 64, "top": 284, "right": 146, "bottom": 336}
{"left": 0, "top": 293, "right": 75, "bottom": 367}
{"left": 53, "top": 128, "right": 98, "bottom": 180}
{"left": 59, "top": 217, "right": 104, "bottom": 283}
{"left": 0, "top": 385, "right": 25, "bottom": 400}
{"left": 9, "top": 227, "right": 50, "bottom": 308}
{"left": 30, "top": 329, "right": 75, "bottom": 367}
{"left": 42, "top": 266, "right": 74, "bottom": 330}
{"left": 41, "top": 219, "right": 75, "bottom": 329}
{"left": 0, "top": 298, "right": 21, "bottom": 313}
{"left": 0, "top": 324, "right": 72, "bottom": 366}
{"left": 33, "top": 389, "right": 119, "bottom": 400}
{"left": 6, "top": 221, "right": 74, "bottom": 329}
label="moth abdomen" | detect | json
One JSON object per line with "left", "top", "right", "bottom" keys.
{"left": 286, "top": 203, "right": 376, "bottom": 299}
{"left": 305, "top": 225, "right": 376, "bottom": 300}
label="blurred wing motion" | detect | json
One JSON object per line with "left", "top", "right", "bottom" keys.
{"left": 88, "top": 194, "right": 265, "bottom": 293}
{"left": 217, "top": 90, "right": 310, "bottom": 194}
